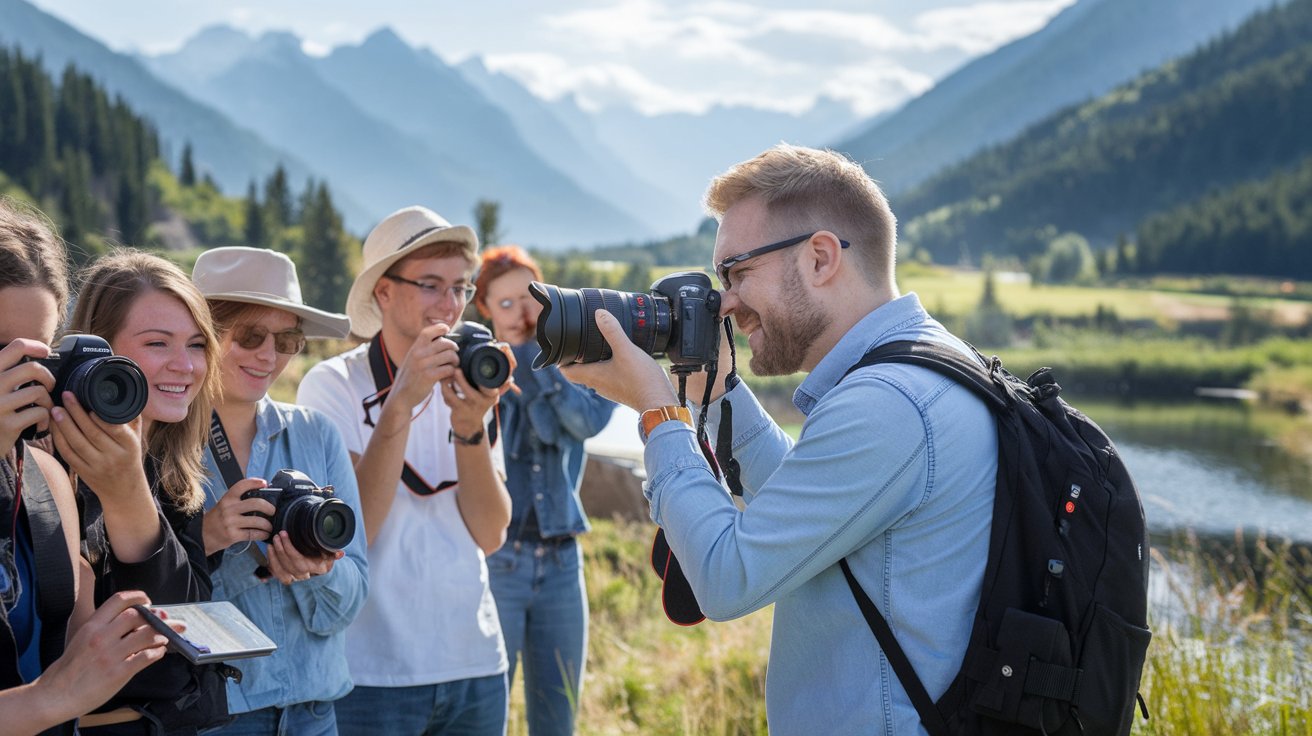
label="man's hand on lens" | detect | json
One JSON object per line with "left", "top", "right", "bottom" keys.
{"left": 0, "top": 338, "right": 55, "bottom": 449}
{"left": 564, "top": 310, "right": 679, "bottom": 412}
{"left": 391, "top": 323, "right": 459, "bottom": 410}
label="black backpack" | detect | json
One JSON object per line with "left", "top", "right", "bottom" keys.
{"left": 840, "top": 340, "right": 1151, "bottom": 736}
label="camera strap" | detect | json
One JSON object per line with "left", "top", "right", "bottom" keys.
{"left": 207, "top": 411, "right": 272, "bottom": 577}
{"left": 363, "top": 334, "right": 459, "bottom": 497}
{"left": 653, "top": 317, "right": 745, "bottom": 626}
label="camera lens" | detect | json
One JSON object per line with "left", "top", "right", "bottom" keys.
{"left": 461, "top": 345, "right": 511, "bottom": 390}
{"left": 529, "top": 283, "right": 672, "bottom": 368}
{"left": 283, "top": 495, "right": 356, "bottom": 556}
{"left": 66, "top": 356, "right": 149, "bottom": 424}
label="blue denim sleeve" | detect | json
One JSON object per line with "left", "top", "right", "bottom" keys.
{"left": 644, "top": 374, "right": 930, "bottom": 621}
{"left": 531, "top": 366, "right": 616, "bottom": 442}
{"left": 288, "top": 416, "right": 370, "bottom": 636}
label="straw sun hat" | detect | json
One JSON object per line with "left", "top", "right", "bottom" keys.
{"left": 343, "top": 206, "right": 479, "bottom": 338}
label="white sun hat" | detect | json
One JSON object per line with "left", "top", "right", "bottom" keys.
{"left": 191, "top": 246, "right": 350, "bottom": 339}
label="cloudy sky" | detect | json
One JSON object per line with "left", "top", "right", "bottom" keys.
{"left": 31, "top": 0, "right": 1075, "bottom": 117}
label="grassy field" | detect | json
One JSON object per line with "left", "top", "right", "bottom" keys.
{"left": 552, "top": 521, "right": 1312, "bottom": 736}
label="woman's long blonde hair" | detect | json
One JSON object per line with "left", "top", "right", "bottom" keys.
{"left": 68, "top": 249, "right": 220, "bottom": 514}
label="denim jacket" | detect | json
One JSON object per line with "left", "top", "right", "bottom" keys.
{"left": 644, "top": 293, "right": 997, "bottom": 735}
{"left": 201, "top": 398, "right": 369, "bottom": 713}
{"left": 500, "top": 342, "right": 615, "bottom": 539}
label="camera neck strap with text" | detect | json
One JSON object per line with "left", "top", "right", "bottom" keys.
{"left": 207, "top": 410, "right": 272, "bottom": 578}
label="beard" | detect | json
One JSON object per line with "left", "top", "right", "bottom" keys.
{"left": 745, "top": 266, "right": 828, "bottom": 376}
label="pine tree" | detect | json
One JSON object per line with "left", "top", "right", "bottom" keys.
{"left": 179, "top": 142, "right": 196, "bottom": 187}
{"left": 243, "top": 181, "right": 266, "bottom": 247}
{"left": 263, "top": 165, "right": 292, "bottom": 230}
{"left": 298, "top": 183, "right": 352, "bottom": 312}
{"left": 474, "top": 199, "right": 504, "bottom": 246}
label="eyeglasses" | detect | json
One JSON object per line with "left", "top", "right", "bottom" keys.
{"left": 384, "top": 274, "right": 475, "bottom": 302}
{"left": 714, "top": 231, "right": 851, "bottom": 290}
{"left": 231, "top": 324, "right": 306, "bottom": 355}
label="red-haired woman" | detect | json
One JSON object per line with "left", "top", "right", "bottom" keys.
{"left": 474, "top": 246, "right": 614, "bottom": 735}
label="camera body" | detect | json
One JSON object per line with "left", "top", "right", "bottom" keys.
{"left": 448, "top": 322, "right": 511, "bottom": 389}
{"left": 529, "top": 271, "right": 721, "bottom": 371}
{"left": 241, "top": 469, "right": 357, "bottom": 557}
{"left": 19, "top": 333, "right": 149, "bottom": 440}
{"left": 651, "top": 272, "right": 722, "bottom": 369}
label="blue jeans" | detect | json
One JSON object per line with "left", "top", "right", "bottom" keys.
{"left": 487, "top": 538, "right": 587, "bottom": 736}
{"left": 209, "top": 701, "right": 337, "bottom": 736}
{"left": 334, "top": 676, "right": 507, "bottom": 736}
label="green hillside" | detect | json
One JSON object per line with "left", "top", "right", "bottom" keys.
{"left": 897, "top": 0, "right": 1312, "bottom": 272}
{"left": 0, "top": 45, "right": 358, "bottom": 310}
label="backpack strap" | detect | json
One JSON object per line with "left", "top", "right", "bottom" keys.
{"left": 840, "top": 558, "right": 950, "bottom": 736}
{"left": 20, "top": 445, "right": 76, "bottom": 675}
{"left": 838, "top": 339, "right": 1007, "bottom": 736}
{"left": 843, "top": 340, "right": 1008, "bottom": 412}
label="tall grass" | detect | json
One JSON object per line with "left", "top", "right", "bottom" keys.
{"left": 541, "top": 521, "right": 1312, "bottom": 735}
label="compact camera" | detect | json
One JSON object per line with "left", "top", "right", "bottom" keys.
{"left": 241, "top": 469, "right": 357, "bottom": 556}
{"left": 528, "top": 271, "right": 722, "bottom": 371}
{"left": 448, "top": 322, "right": 511, "bottom": 389}
{"left": 15, "top": 333, "right": 149, "bottom": 440}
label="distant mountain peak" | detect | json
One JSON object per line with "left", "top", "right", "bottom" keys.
{"left": 362, "top": 26, "right": 409, "bottom": 50}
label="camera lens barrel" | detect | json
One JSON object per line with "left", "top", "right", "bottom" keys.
{"left": 280, "top": 493, "right": 357, "bottom": 557}
{"left": 529, "top": 283, "right": 673, "bottom": 368}
{"left": 66, "top": 356, "right": 149, "bottom": 424}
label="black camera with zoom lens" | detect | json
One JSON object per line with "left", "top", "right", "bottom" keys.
{"left": 241, "top": 469, "right": 357, "bottom": 557}
{"left": 449, "top": 322, "right": 511, "bottom": 389}
{"left": 529, "top": 271, "right": 721, "bottom": 371}
{"left": 18, "top": 333, "right": 149, "bottom": 440}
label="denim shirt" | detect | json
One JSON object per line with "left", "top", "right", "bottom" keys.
{"left": 501, "top": 342, "right": 615, "bottom": 539}
{"left": 644, "top": 293, "right": 997, "bottom": 736}
{"left": 201, "top": 398, "right": 369, "bottom": 713}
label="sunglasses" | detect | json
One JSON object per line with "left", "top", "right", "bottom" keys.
{"left": 231, "top": 323, "right": 306, "bottom": 355}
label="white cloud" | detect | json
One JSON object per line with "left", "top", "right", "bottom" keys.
{"left": 821, "top": 64, "right": 936, "bottom": 117}
{"left": 485, "top": 53, "right": 709, "bottom": 114}
{"left": 914, "top": 0, "right": 1077, "bottom": 54}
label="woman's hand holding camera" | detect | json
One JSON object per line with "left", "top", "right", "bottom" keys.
{"left": 265, "top": 531, "right": 343, "bottom": 586}
{"left": 49, "top": 393, "right": 149, "bottom": 504}
{"left": 0, "top": 339, "right": 55, "bottom": 450}
{"left": 202, "top": 478, "right": 276, "bottom": 556}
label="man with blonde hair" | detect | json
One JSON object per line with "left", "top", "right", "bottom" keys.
{"left": 298, "top": 206, "right": 512, "bottom": 735}
{"left": 571, "top": 144, "right": 997, "bottom": 735}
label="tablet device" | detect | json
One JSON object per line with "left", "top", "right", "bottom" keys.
{"left": 134, "top": 601, "right": 277, "bottom": 665}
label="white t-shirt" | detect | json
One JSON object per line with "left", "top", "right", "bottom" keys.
{"left": 297, "top": 343, "right": 508, "bottom": 687}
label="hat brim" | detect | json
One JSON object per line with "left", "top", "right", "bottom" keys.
{"left": 206, "top": 292, "right": 351, "bottom": 339}
{"left": 346, "top": 224, "right": 479, "bottom": 338}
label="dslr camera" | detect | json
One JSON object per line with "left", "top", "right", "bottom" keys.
{"left": 528, "top": 271, "right": 721, "bottom": 372}
{"left": 16, "top": 334, "right": 149, "bottom": 440}
{"left": 448, "top": 322, "right": 511, "bottom": 389}
{"left": 241, "top": 469, "right": 357, "bottom": 556}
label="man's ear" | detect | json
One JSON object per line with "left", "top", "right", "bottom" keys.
{"left": 805, "top": 231, "right": 845, "bottom": 286}
{"left": 373, "top": 279, "right": 393, "bottom": 310}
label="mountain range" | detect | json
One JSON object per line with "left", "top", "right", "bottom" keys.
{"left": 835, "top": 0, "right": 1279, "bottom": 195}
{"left": 0, "top": 0, "right": 1294, "bottom": 251}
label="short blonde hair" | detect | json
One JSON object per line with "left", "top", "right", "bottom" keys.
{"left": 704, "top": 144, "right": 897, "bottom": 285}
